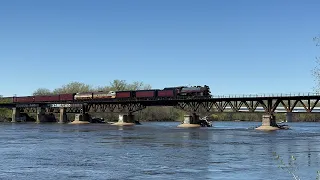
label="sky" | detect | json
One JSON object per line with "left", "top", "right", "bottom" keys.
{"left": 0, "top": 0, "right": 319, "bottom": 96}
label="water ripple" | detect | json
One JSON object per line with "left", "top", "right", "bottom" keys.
{"left": 0, "top": 121, "right": 319, "bottom": 180}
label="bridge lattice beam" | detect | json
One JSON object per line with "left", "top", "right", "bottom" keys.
{"left": 3, "top": 95, "right": 320, "bottom": 113}
{"left": 87, "top": 103, "right": 146, "bottom": 113}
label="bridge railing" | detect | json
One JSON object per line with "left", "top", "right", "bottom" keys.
{"left": 212, "top": 92, "right": 320, "bottom": 98}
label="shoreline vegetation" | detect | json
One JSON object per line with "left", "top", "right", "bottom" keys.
{"left": 1, "top": 80, "right": 320, "bottom": 123}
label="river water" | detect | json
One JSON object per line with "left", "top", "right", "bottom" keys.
{"left": 0, "top": 121, "right": 319, "bottom": 180}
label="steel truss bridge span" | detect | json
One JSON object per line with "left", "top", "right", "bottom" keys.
{"left": 0, "top": 94, "right": 320, "bottom": 114}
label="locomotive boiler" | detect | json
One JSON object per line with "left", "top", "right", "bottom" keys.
{"left": 179, "top": 85, "right": 211, "bottom": 97}
{"left": 164, "top": 85, "right": 211, "bottom": 97}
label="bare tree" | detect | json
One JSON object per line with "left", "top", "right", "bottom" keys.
{"left": 52, "top": 82, "right": 94, "bottom": 94}
{"left": 126, "top": 81, "right": 144, "bottom": 90}
{"left": 314, "top": 36, "right": 320, "bottom": 46}
{"left": 126, "top": 81, "right": 152, "bottom": 90}
{"left": 108, "top": 80, "right": 128, "bottom": 91}
{"left": 33, "top": 88, "right": 52, "bottom": 95}
{"left": 142, "top": 84, "right": 152, "bottom": 90}
{"left": 95, "top": 86, "right": 111, "bottom": 92}
{"left": 312, "top": 35, "right": 320, "bottom": 92}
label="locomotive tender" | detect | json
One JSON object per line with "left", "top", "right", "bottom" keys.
{"left": 8, "top": 85, "right": 211, "bottom": 103}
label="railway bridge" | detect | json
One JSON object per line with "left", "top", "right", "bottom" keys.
{"left": 1, "top": 93, "right": 320, "bottom": 129}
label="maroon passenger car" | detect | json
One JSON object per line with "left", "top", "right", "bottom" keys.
{"left": 13, "top": 96, "right": 35, "bottom": 103}
{"left": 34, "top": 95, "right": 60, "bottom": 102}
{"left": 116, "top": 91, "right": 132, "bottom": 98}
{"left": 157, "top": 89, "right": 175, "bottom": 98}
{"left": 135, "top": 90, "right": 156, "bottom": 98}
{"left": 59, "top": 93, "right": 75, "bottom": 101}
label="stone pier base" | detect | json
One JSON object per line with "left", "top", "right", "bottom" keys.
{"left": 177, "top": 114, "right": 201, "bottom": 128}
{"left": 35, "top": 107, "right": 45, "bottom": 123}
{"left": 59, "top": 107, "right": 68, "bottom": 123}
{"left": 112, "top": 114, "right": 135, "bottom": 126}
{"left": 69, "top": 114, "right": 90, "bottom": 124}
{"left": 11, "top": 107, "right": 20, "bottom": 123}
{"left": 255, "top": 114, "right": 279, "bottom": 131}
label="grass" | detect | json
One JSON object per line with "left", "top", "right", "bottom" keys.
{"left": 272, "top": 152, "right": 320, "bottom": 180}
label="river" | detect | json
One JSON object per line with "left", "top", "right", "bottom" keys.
{"left": 0, "top": 121, "right": 319, "bottom": 180}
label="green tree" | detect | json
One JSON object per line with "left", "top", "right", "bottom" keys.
{"left": 0, "top": 95, "right": 11, "bottom": 121}
{"left": 0, "top": 95, "right": 12, "bottom": 104}
{"left": 33, "top": 88, "right": 52, "bottom": 96}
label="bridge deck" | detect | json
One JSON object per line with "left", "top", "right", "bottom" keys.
{"left": 1, "top": 94, "right": 320, "bottom": 113}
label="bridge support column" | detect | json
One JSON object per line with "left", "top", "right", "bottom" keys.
{"left": 36, "top": 107, "right": 45, "bottom": 123}
{"left": 177, "top": 113, "right": 201, "bottom": 128}
{"left": 113, "top": 113, "right": 135, "bottom": 126}
{"left": 11, "top": 107, "right": 20, "bottom": 123}
{"left": 286, "top": 113, "right": 293, "bottom": 123}
{"left": 59, "top": 108, "right": 67, "bottom": 123}
{"left": 70, "top": 104, "right": 90, "bottom": 124}
{"left": 191, "top": 113, "right": 200, "bottom": 124}
{"left": 255, "top": 114, "right": 279, "bottom": 131}
{"left": 70, "top": 113, "right": 90, "bottom": 124}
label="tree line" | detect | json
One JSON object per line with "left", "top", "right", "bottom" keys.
{"left": 32, "top": 80, "right": 152, "bottom": 95}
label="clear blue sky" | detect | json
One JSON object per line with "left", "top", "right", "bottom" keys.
{"left": 0, "top": 0, "right": 319, "bottom": 96}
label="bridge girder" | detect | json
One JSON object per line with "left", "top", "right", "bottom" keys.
{"left": 172, "top": 98, "right": 320, "bottom": 114}
{"left": 87, "top": 103, "right": 146, "bottom": 113}
{"left": 19, "top": 107, "right": 82, "bottom": 114}
{"left": 5, "top": 96, "right": 320, "bottom": 114}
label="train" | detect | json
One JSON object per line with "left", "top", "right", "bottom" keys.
{"left": 4, "top": 85, "right": 211, "bottom": 103}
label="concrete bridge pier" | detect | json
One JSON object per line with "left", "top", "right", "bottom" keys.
{"left": 177, "top": 113, "right": 201, "bottom": 128}
{"left": 255, "top": 114, "right": 279, "bottom": 131}
{"left": 36, "top": 107, "right": 45, "bottom": 123}
{"left": 69, "top": 104, "right": 90, "bottom": 124}
{"left": 70, "top": 113, "right": 90, "bottom": 124}
{"left": 11, "top": 107, "right": 20, "bottom": 123}
{"left": 59, "top": 107, "right": 68, "bottom": 123}
{"left": 113, "top": 113, "right": 135, "bottom": 126}
{"left": 286, "top": 113, "right": 293, "bottom": 122}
